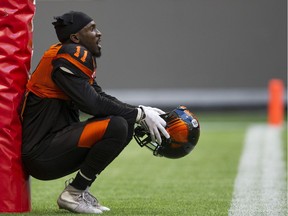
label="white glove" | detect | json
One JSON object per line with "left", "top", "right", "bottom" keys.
{"left": 137, "top": 106, "right": 170, "bottom": 144}
{"left": 139, "top": 105, "right": 166, "bottom": 115}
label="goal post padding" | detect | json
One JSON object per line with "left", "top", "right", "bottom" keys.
{"left": 0, "top": 0, "right": 35, "bottom": 212}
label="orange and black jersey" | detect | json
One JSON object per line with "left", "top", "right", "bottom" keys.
{"left": 22, "top": 43, "right": 137, "bottom": 157}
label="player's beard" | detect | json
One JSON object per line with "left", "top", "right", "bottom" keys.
{"left": 94, "top": 45, "right": 101, "bottom": 57}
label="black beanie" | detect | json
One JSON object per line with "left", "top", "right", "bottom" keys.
{"left": 52, "top": 11, "right": 93, "bottom": 43}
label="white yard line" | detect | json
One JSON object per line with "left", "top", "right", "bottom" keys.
{"left": 228, "top": 124, "right": 287, "bottom": 216}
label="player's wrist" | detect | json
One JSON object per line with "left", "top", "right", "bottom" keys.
{"left": 136, "top": 106, "right": 146, "bottom": 123}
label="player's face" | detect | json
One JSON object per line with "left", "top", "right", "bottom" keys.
{"left": 77, "top": 21, "right": 102, "bottom": 57}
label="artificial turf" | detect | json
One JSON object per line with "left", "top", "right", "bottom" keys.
{"left": 4, "top": 111, "right": 286, "bottom": 216}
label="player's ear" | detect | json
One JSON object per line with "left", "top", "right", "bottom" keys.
{"left": 70, "top": 34, "right": 80, "bottom": 43}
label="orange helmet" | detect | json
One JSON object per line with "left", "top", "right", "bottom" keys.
{"left": 134, "top": 106, "right": 200, "bottom": 159}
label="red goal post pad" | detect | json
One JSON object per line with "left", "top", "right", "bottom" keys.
{"left": 0, "top": 0, "right": 35, "bottom": 212}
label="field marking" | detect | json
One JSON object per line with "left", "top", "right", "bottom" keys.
{"left": 228, "top": 124, "right": 287, "bottom": 216}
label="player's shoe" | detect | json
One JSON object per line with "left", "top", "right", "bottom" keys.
{"left": 84, "top": 187, "right": 110, "bottom": 212}
{"left": 57, "top": 184, "right": 102, "bottom": 214}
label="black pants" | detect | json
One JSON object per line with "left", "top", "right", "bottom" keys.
{"left": 22, "top": 116, "right": 134, "bottom": 180}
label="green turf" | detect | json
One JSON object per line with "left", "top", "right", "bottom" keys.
{"left": 5, "top": 111, "right": 286, "bottom": 216}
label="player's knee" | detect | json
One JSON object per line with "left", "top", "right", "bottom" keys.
{"left": 106, "top": 116, "right": 128, "bottom": 142}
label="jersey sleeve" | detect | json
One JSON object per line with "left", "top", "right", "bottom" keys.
{"left": 51, "top": 43, "right": 137, "bottom": 123}
{"left": 52, "top": 67, "right": 138, "bottom": 124}
{"left": 91, "top": 80, "right": 136, "bottom": 109}
{"left": 52, "top": 43, "right": 96, "bottom": 80}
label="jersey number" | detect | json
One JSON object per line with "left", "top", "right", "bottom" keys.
{"left": 74, "top": 46, "right": 88, "bottom": 63}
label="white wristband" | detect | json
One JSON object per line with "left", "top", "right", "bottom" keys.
{"left": 136, "top": 108, "right": 142, "bottom": 123}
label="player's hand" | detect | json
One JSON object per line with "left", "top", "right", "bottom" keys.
{"left": 137, "top": 105, "right": 170, "bottom": 144}
{"left": 139, "top": 105, "right": 166, "bottom": 115}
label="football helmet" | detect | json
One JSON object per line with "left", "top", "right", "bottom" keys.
{"left": 134, "top": 106, "right": 200, "bottom": 159}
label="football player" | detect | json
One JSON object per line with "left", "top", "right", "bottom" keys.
{"left": 21, "top": 11, "right": 170, "bottom": 214}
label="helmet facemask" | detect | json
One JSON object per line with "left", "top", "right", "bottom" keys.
{"left": 134, "top": 126, "right": 163, "bottom": 156}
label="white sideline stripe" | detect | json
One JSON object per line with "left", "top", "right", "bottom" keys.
{"left": 228, "top": 124, "right": 287, "bottom": 216}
